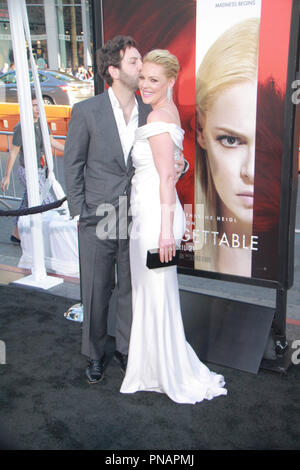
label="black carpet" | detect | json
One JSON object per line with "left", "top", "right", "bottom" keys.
{"left": 0, "top": 284, "right": 300, "bottom": 451}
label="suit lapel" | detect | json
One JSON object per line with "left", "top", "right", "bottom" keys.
{"left": 137, "top": 95, "right": 151, "bottom": 127}
{"left": 126, "top": 96, "right": 151, "bottom": 169}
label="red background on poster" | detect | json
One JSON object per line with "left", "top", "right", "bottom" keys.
{"left": 252, "top": 0, "right": 293, "bottom": 280}
{"left": 258, "top": 0, "right": 292, "bottom": 90}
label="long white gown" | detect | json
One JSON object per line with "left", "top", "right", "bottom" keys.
{"left": 120, "top": 122, "right": 227, "bottom": 404}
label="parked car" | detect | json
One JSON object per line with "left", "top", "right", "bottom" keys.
{"left": 0, "top": 69, "right": 94, "bottom": 106}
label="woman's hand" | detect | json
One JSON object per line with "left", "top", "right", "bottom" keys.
{"left": 0, "top": 175, "right": 10, "bottom": 192}
{"left": 159, "top": 231, "right": 176, "bottom": 263}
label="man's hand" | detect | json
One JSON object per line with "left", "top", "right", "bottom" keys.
{"left": 174, "top": 152, "right": 185, "bottom": 183}
{"left": 174, "top": 153, "right": 189, "bottom": 184}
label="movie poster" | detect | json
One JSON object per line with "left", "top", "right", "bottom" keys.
{"left": 193, "top": 0, "right": 293, "bottom": 282}
{"left": 101, "top": 0, "right": 295, "bottom": 284}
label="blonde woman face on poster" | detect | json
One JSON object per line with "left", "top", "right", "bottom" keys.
{"left": 194, "top": 18, "right": 259, "bottom": 275}
{"left": 197, "top": 79, "right": 257, "bottom": 228}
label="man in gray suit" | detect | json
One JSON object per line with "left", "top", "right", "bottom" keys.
{"left": 64, "top": 36, "right": 184, "bottom": 384}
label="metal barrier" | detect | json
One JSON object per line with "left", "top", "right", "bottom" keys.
{"left": 0, "top": 130, "right": 66, "bottom": 204}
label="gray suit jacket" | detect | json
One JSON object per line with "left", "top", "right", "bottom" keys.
{"left": 64, "top": 90, "right": 151, "bottom": 219}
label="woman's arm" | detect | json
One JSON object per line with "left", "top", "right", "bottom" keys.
{"left": 0, "top": 144, "right": 21, "bottom": 191}
{"left": 148, "top": 130, "right": 176, "bottom": 263}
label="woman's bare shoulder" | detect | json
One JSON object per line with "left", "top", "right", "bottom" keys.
{"left": 147, "top": 107, "right": 177, "bottom": 125}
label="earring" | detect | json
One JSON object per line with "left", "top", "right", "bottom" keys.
{"left": 167, "top": 88, "right": 173, "bottom": 102}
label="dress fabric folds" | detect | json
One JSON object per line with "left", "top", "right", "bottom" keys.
{"left": 120, "top": 122, "right": 227, "bottom": 404}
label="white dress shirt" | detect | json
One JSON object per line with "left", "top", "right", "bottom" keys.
{"left": 108, "top": 86, "right": 139, "bottom": 166}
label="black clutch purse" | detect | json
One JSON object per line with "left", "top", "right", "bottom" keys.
{"left": 146, "top": 248, "right": 180, "bottom": 269}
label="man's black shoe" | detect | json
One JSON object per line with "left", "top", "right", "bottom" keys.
{"left": 85, "top": 357, "right": 105, "bottom": 384}
{"left": 114, "top": 351, "right": 128, "bottom": 374}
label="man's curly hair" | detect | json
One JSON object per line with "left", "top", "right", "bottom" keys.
{"left": 97, "top": 35, "right": 138, "bottom": 86}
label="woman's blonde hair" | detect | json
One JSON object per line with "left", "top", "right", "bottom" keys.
{"left": 194, "top": 18, "right": 260, "bottom": 271}
{"left": 143, "top": 49, "right": 180, "bottom": 80}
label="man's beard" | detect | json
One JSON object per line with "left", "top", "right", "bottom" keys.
{"left": 119, "top": 69, "right": 139, "bottom": 92}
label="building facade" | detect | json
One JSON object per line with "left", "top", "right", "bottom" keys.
{"left": 0, "top": 0, "right": 93, "bottom": 76}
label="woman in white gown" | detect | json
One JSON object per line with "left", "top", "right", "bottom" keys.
{"left": 120, "top": 50, "right": 227, "bottom": 404}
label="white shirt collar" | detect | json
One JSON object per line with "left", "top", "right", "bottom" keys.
{"left": 108, "top": 86, "right": 121, "bottom": 109}
{"left": 107, "top": 87, "right": 139, "bottom": 165}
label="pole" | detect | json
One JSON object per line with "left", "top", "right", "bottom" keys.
{"left": 81, "top": 0, "right": 92, "bottom": 69}
{"left": 8, "top": 0, "right": 63, "bottom": 289}
{"left": 273, "top": 288, "right": 289, "bottom": 355}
